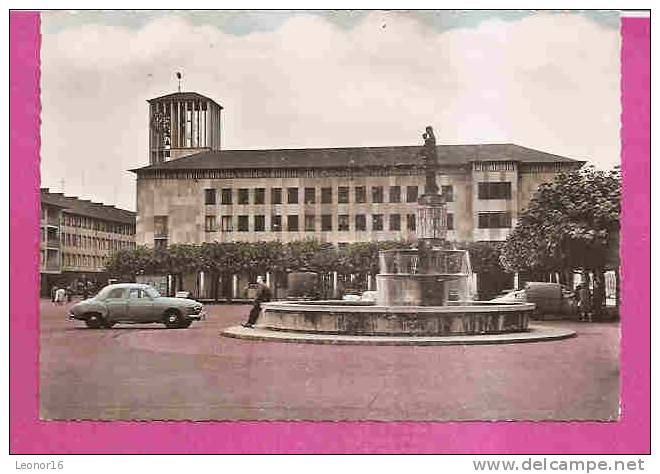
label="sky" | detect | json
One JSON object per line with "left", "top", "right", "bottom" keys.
{"left": 40, "top": 10, "right": 621, "bottom": 211}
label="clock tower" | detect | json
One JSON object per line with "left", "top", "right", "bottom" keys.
{"left": 147, "top": 91, "right": 223, "bottom": 164}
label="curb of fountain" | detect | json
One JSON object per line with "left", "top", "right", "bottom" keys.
{"left": 219, "top": 325, "right": 576, "bottom": 346}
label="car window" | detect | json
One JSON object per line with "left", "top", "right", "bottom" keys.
{"left": 107, "top": 288, "right": 125, "bottom": 299}
{"left": 128, "top": 289, "right": 147, "bottom": 299}
{"left": 144, "top": 287, "right": 160, "bottom": 298}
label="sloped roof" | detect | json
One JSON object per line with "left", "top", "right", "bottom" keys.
{"left": 147, "top": 91, "right": 223, "bottom": 109}
{"left": 40, "top": 189, "right": 136, "bottom": 224}
{"left": 132, "top": 143, "right": 583, "bottom": 173}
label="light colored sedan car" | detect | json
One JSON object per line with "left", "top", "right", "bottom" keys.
{"left": 69, "top": 283, "right": 206, "bottom": 329}
{"left": 491, "top": 289, "right": 527, "bottom": 303}
{"left": 491, "top": 282, "right": 577, "bottom": 317}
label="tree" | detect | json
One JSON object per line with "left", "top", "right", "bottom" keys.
{"left": 502, "top": 166, "right": 620, "bottom": 273}
{"left": 336, "top": 240, "right": 413, "bottom": 276}
{"left": 501, "top": 166, "right": 620, "bottom": 308}
{"left": 459, "top": 241, "right": 505, "bottom": 275}
{"left": 105, "top": 246, "right": 155, "bottom": 280}
{"left": 284, "top": 239, "right": 337, "bottom": 273}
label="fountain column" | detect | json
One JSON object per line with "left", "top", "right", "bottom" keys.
{"left": 376, "top": 126, "right": 456, "bottom": 307}
{"left": 416, "top": 126, "right": 450, "bottom": 304}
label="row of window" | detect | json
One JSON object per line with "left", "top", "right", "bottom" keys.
{"left": 62, "top": 253, "right": 107, "bottom": 269}
{"left": 204, "top": 185, "right": 457, "bottom": 206}
{"left": 62, "top": 214, "right": 135, "bottom": 235}
{"left": 153, "top": 211, "right": 511, "bottom": 248}
{"left": 154, "top": 210, "right": 511, "bottom": 242}
{"left": 202, "top": 213, "right": 459, "bottom": 233}
{"left": 61, "top": 232, "right": 135, "bottom": 252}
{"left": 202, "top": 182, "right": 512, "bottom": 206}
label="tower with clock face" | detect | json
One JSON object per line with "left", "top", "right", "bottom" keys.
{"left": 148, "top": 92, "right": 223, "bottom": 164}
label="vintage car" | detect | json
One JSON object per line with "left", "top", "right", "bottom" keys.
{"left": 68, "top": 283, "right": 205, "bottom": 329}
{"left": 491, "top": 282, "right": 577, "bottom": 318}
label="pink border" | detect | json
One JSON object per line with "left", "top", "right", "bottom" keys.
{"left": 10, "top": 12, "right": 650, "bottom": 454}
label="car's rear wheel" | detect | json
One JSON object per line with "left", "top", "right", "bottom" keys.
{"left": 102, "top": 320, "right": 116, "bottom": 329}
{"left": 163, "top": 309, "right": 185, "bottom": 329}
{"left": 84, "top": 313, "right": 104, "bottom": 329}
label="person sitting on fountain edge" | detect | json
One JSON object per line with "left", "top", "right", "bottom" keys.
{"left": 242, "top": 276, "right": 273, "bottom": 329}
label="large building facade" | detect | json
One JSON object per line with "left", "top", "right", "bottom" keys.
{"left": 40, "top": 189, "right": 137, "bottom": 294}
{"left": 134, "top": 92, "right": 584, "bottom": 249}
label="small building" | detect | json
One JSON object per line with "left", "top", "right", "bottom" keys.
{"left": 40, "top": 189, "right": 136, "bottom": 296}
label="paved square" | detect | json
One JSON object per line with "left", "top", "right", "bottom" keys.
{"left": 40, "top": 300, "right": 620, "bottom": 421}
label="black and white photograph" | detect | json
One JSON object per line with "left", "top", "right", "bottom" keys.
{"left": 38, "top": 9, "right": 621, "bottom": 422}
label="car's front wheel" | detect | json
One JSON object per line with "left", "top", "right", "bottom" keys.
{"left": 163, "top": 309, "right": 186, "bottom": 329}
{"left": 84, "top": 313, "right": 104, "bottom": 329}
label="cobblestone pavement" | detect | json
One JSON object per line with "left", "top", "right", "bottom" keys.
{"left": 40, "top": 300, "right": 620, "bottom": 421}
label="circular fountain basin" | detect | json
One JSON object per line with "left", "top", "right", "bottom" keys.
{"left": 255, "top": 300, "right": 536, "bottom": 336}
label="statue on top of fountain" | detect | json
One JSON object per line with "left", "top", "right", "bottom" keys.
{"left": 416, "top": 124, "right": 449, "bottom": 252}
{"left": 421, "top": 125, "right": 439, "bottom": 195}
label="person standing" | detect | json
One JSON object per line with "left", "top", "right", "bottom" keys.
{"left": 50, "top": 285, "right": 58, "bottom": 303}
{"left": 54, "top": 287, "right": 67, "bottom": 306}
{"left": 577, "top": 283, "right": 592, "bottom": 322}
{"left": 592, "top": 278, "right": 605, "bottom": 320}
{"left": 242, "top": 276, "right": 272, "bottom": 328}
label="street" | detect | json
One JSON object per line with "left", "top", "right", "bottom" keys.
{"left": 40, "top": 299, "right": 620, "bottom": 421}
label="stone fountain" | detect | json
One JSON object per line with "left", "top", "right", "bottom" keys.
{"left": 221, "top": 127, "right": 575, "bottom": 345}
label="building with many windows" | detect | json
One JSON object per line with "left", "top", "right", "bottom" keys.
{"left": 133, "top": 93, "right": 583, "bottom": 249}
{"left": 40, "top": 189, "right": 137, "bottom": 295}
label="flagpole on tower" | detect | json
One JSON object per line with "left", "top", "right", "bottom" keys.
{"left": 176, "top": 72, "right": 182, "bottom": 92}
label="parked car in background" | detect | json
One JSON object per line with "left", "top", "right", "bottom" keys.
{"left": 360, "top": 291, "right": 378, "bottom": 302}
{"left": 491, "top": 288, "right": 527, "bottom": 303}
{"left": 491, "top": 282, "right": 577, "bottom": 318}
{"left": 68, "top": 283, "right": 206, "bottom": 329}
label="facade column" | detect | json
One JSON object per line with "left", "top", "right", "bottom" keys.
{"left": 176, "top": 100, "right": 181, "bottom": 149}
{"left": 196, "top": 101, "right": 200, "bottom": 147}
{"left": 514, "top": 272, "right": 520, "bottom": 290}
{"left": 210, "top": 105, "right": 214, "bottom": 149}
{"left": 232, "top": 274, "right": 238, "bottom": 299}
